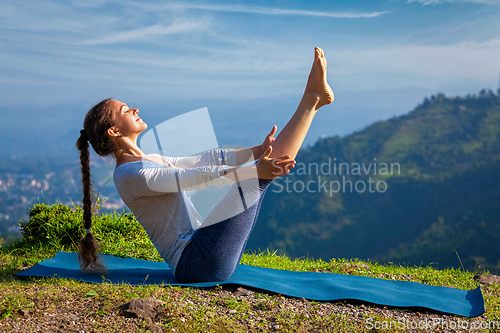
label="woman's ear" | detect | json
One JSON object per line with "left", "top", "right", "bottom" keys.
{"left": 107, "top": 126, "right": 121, "bottom": 139}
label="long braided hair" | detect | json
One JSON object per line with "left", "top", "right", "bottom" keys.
{"left": 75, "top": 98, "right": 119, "bottom": 273}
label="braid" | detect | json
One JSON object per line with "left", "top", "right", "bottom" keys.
{"left": 75, "top": 98, "right": 117, "bottom": 274}
{"left": 79, "top": 132, "right": 92, "bottom": 230}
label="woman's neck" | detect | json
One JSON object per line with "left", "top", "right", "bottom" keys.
{"left": 116, "top": 138, "right": 144, "bottom": 157}
{"left": 115, "top": 145, "right": 145, "bottom": 166}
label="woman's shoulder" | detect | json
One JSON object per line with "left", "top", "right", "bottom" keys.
{"left": 113, "top": 157, "right": 165, "bottom": 188}
{"left": 147, "top": 153, "right": 172, "bottom": 165}
{"left": 115, "top": 154, "right": 172, "bottom": 170}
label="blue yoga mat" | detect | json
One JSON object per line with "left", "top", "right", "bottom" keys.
{"left": 17, "top": 251, "right": 484, "bottom": 317}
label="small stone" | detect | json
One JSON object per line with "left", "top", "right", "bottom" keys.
{"left": 233, "top": 287, "right": 251, "bottom": 297}
{"left": 18, "top": 309, "right": 30, "bottom": 317}
{"left": 119, "top": 298, "right": 167, "bottom": 318}
{"left": 228, "top": 309, "right": 237, "bottom": 314}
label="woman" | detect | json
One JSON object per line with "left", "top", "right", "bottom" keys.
{"left": 76, "top": 47, "right": 334, "bottom": 282}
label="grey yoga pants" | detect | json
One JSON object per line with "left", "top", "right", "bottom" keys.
{"left": 174, "top": 178, "right": 273, "bottom": 282}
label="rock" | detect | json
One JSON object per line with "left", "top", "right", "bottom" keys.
{"left": 474, "top": 273, "right": 500, "bottom": 286}
{"left": 119, "top": 298, "right": 167, "bottom": 318}
{"left": 233, "top": 287, "right": 251, "bottom": 297}
{"left": 18, "top": 309, "right": 30, "bottom": 317}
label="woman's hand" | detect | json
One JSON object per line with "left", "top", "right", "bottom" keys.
{"left": 259, "top": 125, "right": 277, "bottom": 157}
{"left": 256, "top": 146, "right": 295, "bottom": 179}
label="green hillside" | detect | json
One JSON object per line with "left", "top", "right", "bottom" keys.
{"left": 247, "top": 90, "right": 500, "bottom": 274}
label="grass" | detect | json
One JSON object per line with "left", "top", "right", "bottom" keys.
{"left": 1, "top": 203, "right": 499, "bottom": 332}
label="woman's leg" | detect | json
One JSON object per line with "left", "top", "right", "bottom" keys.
{"left": 175, "top": 178, "right": 273, "bottom": 282}
{"left": 269, "top": 47, "right": 334, "bottom": 160}
{"left": 175, "top": 47, "right": 334, "bottom": 282}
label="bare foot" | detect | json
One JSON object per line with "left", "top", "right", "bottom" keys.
{"left": 304, "top": 47, "right": 334, "bottom": 110}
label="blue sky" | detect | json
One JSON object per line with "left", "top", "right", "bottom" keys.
{"left": 1, "top": 0, "right": 500, "bottom": 155}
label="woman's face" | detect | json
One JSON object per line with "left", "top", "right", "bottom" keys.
{"left": 110, "top": 99, "right": 147, "bottom": 138}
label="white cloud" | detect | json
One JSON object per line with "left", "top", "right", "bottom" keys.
{"left": 0, "top": 0, "right": 497, "bottom": 107}
{"left": 162, "top": 3, "right": 388, "bottom": 18}
{"left": 81, "top": 21, "right": 206, "bottom": 45}
{"left": 331, "top": 38, "right": 500, "bottom": 90}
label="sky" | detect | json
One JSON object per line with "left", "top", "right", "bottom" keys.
{"left": 1, "top": 0, "right": 500, "bottom": 157}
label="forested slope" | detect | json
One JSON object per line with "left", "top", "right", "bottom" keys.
{"left": 247, "top": 90, "right": 500, "bottom": 273}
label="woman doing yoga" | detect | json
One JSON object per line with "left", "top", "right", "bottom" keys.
{"left": 76, "top": 47, "right": 334, "bottom": 282}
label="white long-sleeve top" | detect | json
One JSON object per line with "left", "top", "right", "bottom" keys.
{"left": 112, "top": 148, "right": 237, "bottom": 275}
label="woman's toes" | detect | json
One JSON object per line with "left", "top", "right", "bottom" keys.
{"left": 316, "top": 47, "right": 324, "bottom": 58}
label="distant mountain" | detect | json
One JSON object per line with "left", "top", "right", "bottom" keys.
{"left": 247, "top": 90, "right": 500, "bottom": 274}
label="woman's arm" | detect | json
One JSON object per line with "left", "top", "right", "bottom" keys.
{"left": 116, "top": 163, "right": 238, "bottom": 196}
{"left": 116, "top": 144, "right": 285, "bottom": 197}
{"left": 159, "top": 148, "right": 236, "bottom": 168}
{"left": 233, "top": 146, "right": 264, "bottom": 166}
{"left": 117, "top": 148, "right": 293, "bottom": 197}
{"left": 220, "top": 145, "right": 294, "bottom": 181}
